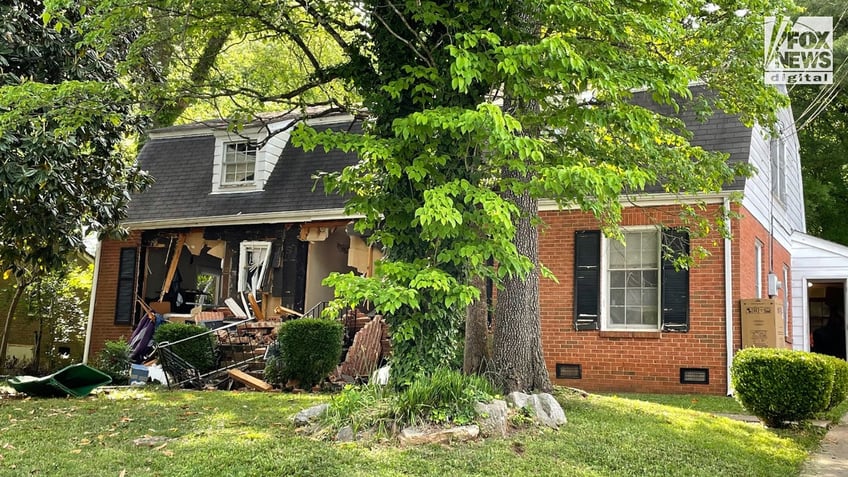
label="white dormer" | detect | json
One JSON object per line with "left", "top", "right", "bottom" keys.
{"left": 211, "top": 119, "right": 293, "bottom": 194}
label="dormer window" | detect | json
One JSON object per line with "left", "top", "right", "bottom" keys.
{"left": 210, "top": 118, "right": 294, "bottom": 194}
{"left": 222, "top": 141, "right": 258, "bottom": 186}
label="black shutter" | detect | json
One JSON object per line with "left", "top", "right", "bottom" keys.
{"left": 114, "top": 247, "right": 138, "bottom": 325}
{"left": 574, "top": 230, "right": 601, "bottom": 330}
{"left": 661, "top": 229, "right": 690, "bottom": 332}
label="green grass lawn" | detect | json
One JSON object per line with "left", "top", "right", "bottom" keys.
{"left": 601, "top": 392, "right": 747, "bottom": 414}
{"left": 0, "top": 386, "right": 817, "bottom": 476}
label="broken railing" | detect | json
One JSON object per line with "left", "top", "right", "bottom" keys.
{"left": 302, "top": 301, "right": 358, "bottom": 348}
{"left": 156, "top": 317, "right": 271, "bottom": 389}
{"left": 156, "top": 303, "right": 376, "bottom": 389}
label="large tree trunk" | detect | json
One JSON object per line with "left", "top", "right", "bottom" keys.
{"left": 492, "top": 176, "right": 552, "bottom": 393}
{"left": 0, "top": 283, "right": 28, "bottom": 373}
{"left": 151, "top": 31, "right": 232, "bottom": 128}
{"left": 463, "top": 274, "right": 489, "bottom": 375}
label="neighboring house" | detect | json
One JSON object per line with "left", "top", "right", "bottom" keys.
{"left": 83, "top": 88, "right": 840, "bottom": 395}
{"left": 1, "top": 251, "right": 92, "bottom": 372}
{"left": 539, "top": 87, "right": 805, "bottom": 395}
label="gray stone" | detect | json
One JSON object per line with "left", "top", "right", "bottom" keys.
{"left": 336, "top": 425, "right": 355, "bottom": 442}
{"left": 506, "top": 391, "right": 567, "bottom": 429}
{"left": 506, "top": 391, "right": 532, "bottom": 409}
{"left": 474, "top": 400, "right": 508, "bottom": 437}
{"left": 293, "top": 403, "right": 329, "bottom": 427}
{"left": 533, "top": 393, "right": 567, "bottom": 428}
{"left": 132, "top": 436, "right": 171, "bottom": 447}
{"left": 398, "top": 425, "right": 480, "bottom": 446}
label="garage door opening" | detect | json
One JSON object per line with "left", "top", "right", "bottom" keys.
{"left": 809, "top": 281, "right": 846, "bottom": 360}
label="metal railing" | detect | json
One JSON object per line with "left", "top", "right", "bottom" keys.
{"left": 155, "top": 303, "right": 370, "bottom": 388}
{"left": 156, "top": 317, "right": 271, "bottom": 389}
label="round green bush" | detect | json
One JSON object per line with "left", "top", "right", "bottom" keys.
{"left": 154, "top": 322, "right": 218, "bottom": 372}
{"left": 819, "top": 354, "right": 848, "bottom": 409}
{"left": 731, "top": 348, "right": 834, "bottom": 427}
{"left": 277, "top": 318, "right": 343, "bottom": 388}
{"left": 94, "top": 338, "right": 132, "bottom": 385}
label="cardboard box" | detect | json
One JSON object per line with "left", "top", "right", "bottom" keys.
{"left": 741, "top": 298, "right": 786, "bottom": 349}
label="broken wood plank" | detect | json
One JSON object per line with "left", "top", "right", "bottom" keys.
{"left": 159, "top": 233, "right": 187, "bottom": 302}
{"left": 274, "top": 305, "right": 303, "bottom": 317}
{"left": 247, "top": 293, "right": 265, "bottom": 321}
{"left": 225, "top": 298, "right": 247, "bottom": 318}
{"left": 227, "top": 369, "right": 273, "bottom": 392}
{"left": 336, "top": 316, "right": 385, "bottom": 378}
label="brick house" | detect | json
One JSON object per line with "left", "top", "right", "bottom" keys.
{"left": 83, "top": 90, "right": 843, "bottom": 395}
{"left": 82, "top": 114, "right": 374, "bottom": 362}
{"left": 2, "top": 251, "right": 92, "bottom": 372}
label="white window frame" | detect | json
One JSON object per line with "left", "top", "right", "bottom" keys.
{"left": 783, "top": 265, "right": 790, "bottom": 341}
{"left": 770, "top": 136, "right": 787, "bottom": 204}
{"left": 755, "top": 240, "right": 764, "bottom": 299}
{"left": 221, "top": 140, "right": 259, "bottom": 187}
{"left": 600, "top": 226, "right": 662, "bottom": 331}
{"left": 237, "top": 241, "right": 272, "bottom": 295}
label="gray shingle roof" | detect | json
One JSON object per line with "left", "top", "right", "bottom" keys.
{"left": 630, "top": 85, "right": 752, "bottom": 191}
{"left": 127, "top": 90, "right": 752, "bottom": 226}
{"left": 126, "top": 119, "right": 359, "bottom": 225}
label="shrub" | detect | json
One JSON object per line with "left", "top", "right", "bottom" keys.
{"left": 154, "top": 323, "right": 217, "bottom": 372}
{"left": 277, "top": 318, "right": 343, "bottom": 388}
{"left": 94, "top": 338, "right": 131, "bottom": 385}
{"left": 819, "top": 354, "right": 848, "bottom": 410}
{"left": 263, "top": 342, "right": 285, "bottom": 386}
{"left": 391, "top": 367, "right": 495, "bottom": 426}
{"left": 731, "top": 348, "right": 833, "bottom": 427}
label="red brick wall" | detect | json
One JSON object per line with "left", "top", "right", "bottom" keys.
{"left": 539, "top": 203, "right": 773, "bottom": 395}
{"left": 87, "top": 232, "right": 141, "bottom": 359}
{"left": 734, "top": 204, "right": 793, "bottom": 350}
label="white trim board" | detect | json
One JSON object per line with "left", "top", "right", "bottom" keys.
{"left": 124, "top": 208, "right": 358, "bottom": 230}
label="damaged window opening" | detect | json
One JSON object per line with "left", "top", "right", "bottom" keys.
{"left": 238, "top": 241, "right": 272, "bottom": 296}
{"left": 222, "top": 141, "right": 257, "bottom": 185}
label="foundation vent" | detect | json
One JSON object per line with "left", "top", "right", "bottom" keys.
{"left": 556, "top": 363, "right": 582, "bottom": 380}
{"left": 679, "top": 368, "right": 709, "bottom": 385}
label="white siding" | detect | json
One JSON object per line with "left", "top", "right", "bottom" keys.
{"left": 210, "top": 119, "right": 293, "bottom": 194}
{"left": 790, "top": 232, "right": 848, "bottom": 351}
{"left": 741, "top": 106, "right": 806, "bottom": 253}
{"left": 260, "top": 121, "right": 293, "bottom": 185}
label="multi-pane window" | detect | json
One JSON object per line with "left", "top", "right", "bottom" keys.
{"left": 607, "top": 229, "right": 660, "bottom": 330}
{"left": 222, "top": 141, "right": 257, "bottom": 185}
{"left": 573, "top": 228, "right": 689, "bottom": 333}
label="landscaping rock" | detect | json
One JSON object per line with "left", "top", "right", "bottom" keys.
{"left": 506, "top": 391, "right": 532, "bottom": 409}
{"left": 336, "top": 425, "right": 355, "bottom": 442}
{"left": 398, "top": 425, "right": 480, "bottom": 446}
{"left": 506, "top": 391, "right": 567, "bottom": 429}
{"left": 474, "top": 400, "right": 508, "bottom": 437}
{"left": 133, "top": 436, "right": 172, "bottom": 447}
{"left": 293, "top": 403, "right": 329, "bottom": 427}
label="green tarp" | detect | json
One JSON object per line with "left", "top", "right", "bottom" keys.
{"left": 7, "top": 363, "right": 112, "bottom": 397}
